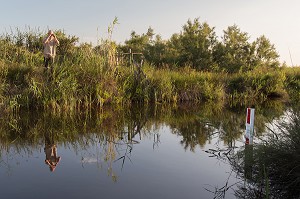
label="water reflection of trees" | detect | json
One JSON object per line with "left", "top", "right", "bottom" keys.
{"left": 0, "top": 105, "right": 154, "bottom": 178}
{"left": 166, "top": 101, "right": 287, "bottom": 151}
{"left": 0, "top": 101, "right": 288, "bottom": 177}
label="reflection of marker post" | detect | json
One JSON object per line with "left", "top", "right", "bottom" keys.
{"left": 244, "top": 144, "right": 253, "bottom": 180}
{"left": 245, "top": 108, "right": 255, "bottom": 145}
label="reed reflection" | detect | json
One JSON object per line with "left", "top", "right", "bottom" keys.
{"left": 231, "top": 106, "right": 300, "bottom": 199}
{"left": 0, "top": 101, "right": 288, "bottom": 177}
{"left": 203, "top": 104, "right": 299, "bottom": 199}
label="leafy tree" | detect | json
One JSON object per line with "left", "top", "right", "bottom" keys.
{"left": 24, "top": 30, "right": 44, "bottom": 53}
{"left": 121, "top": 27, "right": 154, "bottom": 54}
{"left": 164, "top": 33, "right": 182, "bottom": 67}
{"left": 253, "top": 35, "right": 280, "bottom": 68}
{"left": 213, "top": 26, "right": 280, "bottom": 73}
{"left": 145, "top": 35, "right": 167, "bottom": 67}
{"left": 55, "top": 30, "right": 79, "bottom": 59}
{"left": 179, "top": 18, "right": 217, "bottom": 70}
{"left": 118, "top": 27, "right": 154, "bottom": 65}
{"left": 214, "top": 25, "right": 254, "bottom": 73}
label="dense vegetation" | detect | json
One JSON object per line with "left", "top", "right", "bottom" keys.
{"left": 0, "top": 18, "right": 299, "bottom": 112}
{"left": 121, "top": 18, "right": 280, "bottom": 72}
{"left": 231, "top": 105, "right": 300, "bottom": 199}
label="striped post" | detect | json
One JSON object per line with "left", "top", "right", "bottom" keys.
{"left": 245, "top": 108, "right": 255, "bottom": 145}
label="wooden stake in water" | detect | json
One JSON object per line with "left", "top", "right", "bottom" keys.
{"left": 245, "top": 108, "right": 255, "bottom": 145}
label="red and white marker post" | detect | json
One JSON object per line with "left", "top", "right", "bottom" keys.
{"left": 245, "top": 108, "right": 255, "bottom": 145}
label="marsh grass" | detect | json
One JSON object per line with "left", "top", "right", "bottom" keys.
{"left": 231, "top": 106, "right": 300, "bottom": 199}
{"left": 284, "top": 66, "right": 300, "bottom": 101}
{"left": 0, "top": 29, "right": 296, "bottom": 112}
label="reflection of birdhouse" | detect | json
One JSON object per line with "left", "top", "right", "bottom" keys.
{"left": 245, "top": 108, "right": 255, "bottom": 145}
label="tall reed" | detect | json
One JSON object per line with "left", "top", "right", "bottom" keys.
{"left": 0, "top": 28, "right": 295, "bottom": 113}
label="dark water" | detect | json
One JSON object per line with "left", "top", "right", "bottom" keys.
{"left": 0, "top": 102, "right": 292, "bottom": 199}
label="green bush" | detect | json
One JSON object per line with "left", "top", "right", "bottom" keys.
{"left": 284, "top": 67, "right": 300, "bottom": 100}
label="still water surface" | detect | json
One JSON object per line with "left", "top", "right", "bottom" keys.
{"left": 0, "top": 102, "right": 289, "bottom": 199}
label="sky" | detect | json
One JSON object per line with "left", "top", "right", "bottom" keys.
{"left": 1, "top": 0, "right": 300, "bottom": 66}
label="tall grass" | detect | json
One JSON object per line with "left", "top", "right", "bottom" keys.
{"left": 284, "top": 66, "right": 300, "bottom": 101}
{"left": 231, "top": 105, "right": 300, "bottom": 199}
{"left": 226, "top": 68, "right": 288, "bottom": 106}
{"left": 0, "top": 29, "right": 296, "bottom": 112}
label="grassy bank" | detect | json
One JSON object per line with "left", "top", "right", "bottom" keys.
{"left": 0, "top": 62, "right": 295, "bottom": 111}
{"left": 0, "top": 30, "right": 299, "bottom": 113}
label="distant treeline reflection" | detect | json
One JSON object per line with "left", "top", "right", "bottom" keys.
{"left": 0, "top": 101, "right": 288, "bottom": 152}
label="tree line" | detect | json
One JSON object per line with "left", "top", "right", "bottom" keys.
{"left": 119, "top": 18, "right": 280, "bottom": 72}
{"left": 1, "top": 18, "right": 281, "bottom": 73}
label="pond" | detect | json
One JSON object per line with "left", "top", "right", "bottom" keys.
{"left": 0, "top": 102, "right": 295, "bottom": 199}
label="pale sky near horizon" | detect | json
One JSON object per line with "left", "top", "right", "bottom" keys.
{"left": 1, "top": 0, "right": 300, "bottom": 66}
